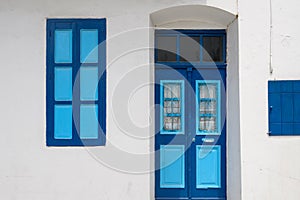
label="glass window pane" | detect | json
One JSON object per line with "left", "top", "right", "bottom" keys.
{"left": 199, "top": 117, "right": 216, "bottom": 132}
{"left": 203, "top": 36, "right": 223, "bottom": 62}
{"left": 164, "top": 117, "right": 173, "bottom": 130}
{"left": 200, "top": 101, "right": 216, "bottom": 115}
{"left": 162, "top": 82, "right": 183, "bottom": 132}
{"left": 180, "top": 36, "right": 200, "bottom": 62}
{"left": 164, "top": 84, "right": 181, "bottom": 98}
{"left": 55, "top": 67, "right": 72, "bottom": 101}
{"left": 54, "top": 105, "right": 72, "bottom": 139}
{"left": 199, "top": 84, "right": 217, "bottom": 99}
{"left": 157, "top": 36, "right": 177, "bottom": 62}
{"left": 164, "top": 101, "right": 172, "bottom": 114}
{"left": 80, "top": 29, "right": 98, "bottom": 63}
{"left": 198, "top": 81, "right": 220, "bottom": 134}
{"left": 55, "top": 30, "right": 72, "bottom": 63}
{"left": 80, "top": 105, "right": 98, "bottom": 139}
{"left": 80, "top": 67, "right": 98, "bottom": 101}
{"left": 172, "top": 117, "right": 181, "bottom": 130}
{"left": 172, "top": 101, "right": 180, "bottom": 114}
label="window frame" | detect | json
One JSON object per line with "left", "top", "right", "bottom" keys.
{"left": 46, "top": 19, "right": 106, "bottom": 146}
{"left": 155, "top": 29, "right": 227, "bottom": 69}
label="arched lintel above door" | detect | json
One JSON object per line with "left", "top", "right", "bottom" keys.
{"left": 150, "top": 5, "right": 237, "bottom": 29}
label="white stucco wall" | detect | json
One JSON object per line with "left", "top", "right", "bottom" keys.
{"left": 239, "top": 0, "right": 300, "bottom": 199}
{"left": 0, "top": 0, "right": 300, "bottom": 199}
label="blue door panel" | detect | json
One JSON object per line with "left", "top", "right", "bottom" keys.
{"left": 160, "top": 145, "right": 185, "bottom": 188}
{"left": 155, "top": 69, "right": 189, "bottom": 198}
{"left": 196, "top": 145, "right": 221, "bottom": 189}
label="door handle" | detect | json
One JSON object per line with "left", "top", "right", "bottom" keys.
{"left": 202, "top": 138, "right": 215, "bottom": 143}
{"left": 192, "top": 137, "right": 196, "bottom": 143}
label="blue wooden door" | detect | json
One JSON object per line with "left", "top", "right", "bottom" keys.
{"left": 155, "top": 30, "right": 226, "bottom": 200}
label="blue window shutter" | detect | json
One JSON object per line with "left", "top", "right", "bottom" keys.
{"left": 46, "top": 19, "right": 106, "bottom": 146}
{"left": 268, "top": 80, "right": 300, "bottom": 136}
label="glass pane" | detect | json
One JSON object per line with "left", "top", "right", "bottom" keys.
{"left": 164, "top": 84, "right": 172, "bottom": 98}
{"left": 55, "top": 67, "right": 72, "bottom": 101}
{"left": 55, "top": 30, "right": 72, "bottom": 63}
{"left": 200, "top": 84, "right": 216, "bottom": 99}
{"left": 80, "top": 67, "right": 98, "bottom": 101}
{"left": 162, "top": 82, "right": 183, "bottom": 132}
{"left": 172, "top": 101, "right": 181, "bottom": 114}
{"left": 180, "top": 36, "right": 200, "bottom": 62}
{"left": 203, "top": 36, "right": 223, "bottom": 62}
{"left": 172, "top": 117, "right": 181, "bottom": 130}
{"left": 80, "top": 105, "right": 98, "bottom": 139}
{"left": 157, "top": 36, "right": 177, "bottom": 62}
{"left": 164, "top": 101, "right": 172, "bottom": 114}
{"left": 54, "top": 105, "right": 72, "bottom": 139}
{"left": 171, "top": 84, "right": 181, "bottom": 98}
{"left": 200, "top": 101, "right": 216, "bottom": 115}
{"left": 164, "top": 117, "right": 173, "bottom": 130}
{"left": 198, "top": 82, "right": 219, "bottom": 133}
{"left": 199, "top": 117, "right": 216, "bottom": 132}
{"left": 80, "top": 29, "right": 98, "bottom": 63}
{"left": 164, "top": 84, "right": 181, "bottom": 98}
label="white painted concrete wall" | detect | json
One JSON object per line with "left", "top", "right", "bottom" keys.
{"left": 0, "top": 0, "right": 300, "bottom": 199}
{"left": 239, "top": 0, "right": 300, "bottom": 199}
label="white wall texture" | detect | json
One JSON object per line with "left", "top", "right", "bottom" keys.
{"left": 0, "top": 0, "right": 299, "bottom": 199}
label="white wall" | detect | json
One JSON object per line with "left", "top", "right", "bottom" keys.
{"left": 0, "top": 1, "right": 236, "bottom": 200}
{"left": 1, "top": 0, "right": 300, "bottom": 199}
{"left": 238, "top": 0, "right": 300, "bottom": 199}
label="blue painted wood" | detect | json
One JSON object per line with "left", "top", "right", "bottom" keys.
{"left": 46, "top": 19, "right": 106, "bottom": 146}
{"left": 80, "top": 67, "right": 98, "bottom": 100}
{"left": 54, "top": 105, "right": 72, "bottom": 139}
{"left": 160, "top": 145, "right": 185, "bottom": 188}
{"left": 54, "top": 29, "right": 72, "bottom": 63}
{"left": 55, "top": 67, "right": 72, "bottom": 101}
{"left": 155, "top": 29, "right": 226, "bottom": 200}
{"left": 268, "top": 80, "right": 300, "bottom": 135}
{"left": 294, "top": 93, "right": 300, "bottom": 123}
{"left": 196, "top": 145, "right": 221, "bottom": 189}
{"left": 80, "top": 29, "right": 98, "bottom": 63}
{"left": 281, "top": 93, "right": 293, "bottom": 123}
{"left": 80, "top": 105, "right": 98, "bottom": 139}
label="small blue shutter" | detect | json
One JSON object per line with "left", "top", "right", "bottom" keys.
{"left": 268, "top": 80, "right": 300, "bottom": 135}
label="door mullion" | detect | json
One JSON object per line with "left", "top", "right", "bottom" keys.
{"left": 186, "top": 67, "right": 193, "bottom": 198}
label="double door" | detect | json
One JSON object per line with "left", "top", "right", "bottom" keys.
{"left": 155, "top": 67, "right": 226, "bottom": 200}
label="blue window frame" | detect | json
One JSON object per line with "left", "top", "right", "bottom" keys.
{"left": 268, "top": 80, "right": 300, "bottom": 136}
{"left": 160, "top": 80, "right": 185, "bottom": 134}
{"left": 196, "top": 80, "right": 221, "bottom": 135}
{"left": 155, "top": 29, "right": 226, "bottom": 68}
{"left": 46, "top": 19, "right": 106, "bottom": 146}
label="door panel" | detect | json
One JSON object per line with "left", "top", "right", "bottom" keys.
{"left": 190, "top": 68, "right": 226, "bottom": 199}
{"left": 196, "top": 145, "right": 221, "bottom": 189}
{"left": 155, "top": 69, "right": 189, "bottom": 199}
{"left": 160, "top": 145, "right": 185, "bottom": 188}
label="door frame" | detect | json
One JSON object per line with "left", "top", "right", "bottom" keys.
{"left": 154, "top": 29, "right": 227, "bottom": 200}
{"left": 149, "top": 7, "right": 241, "bottom": 199}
